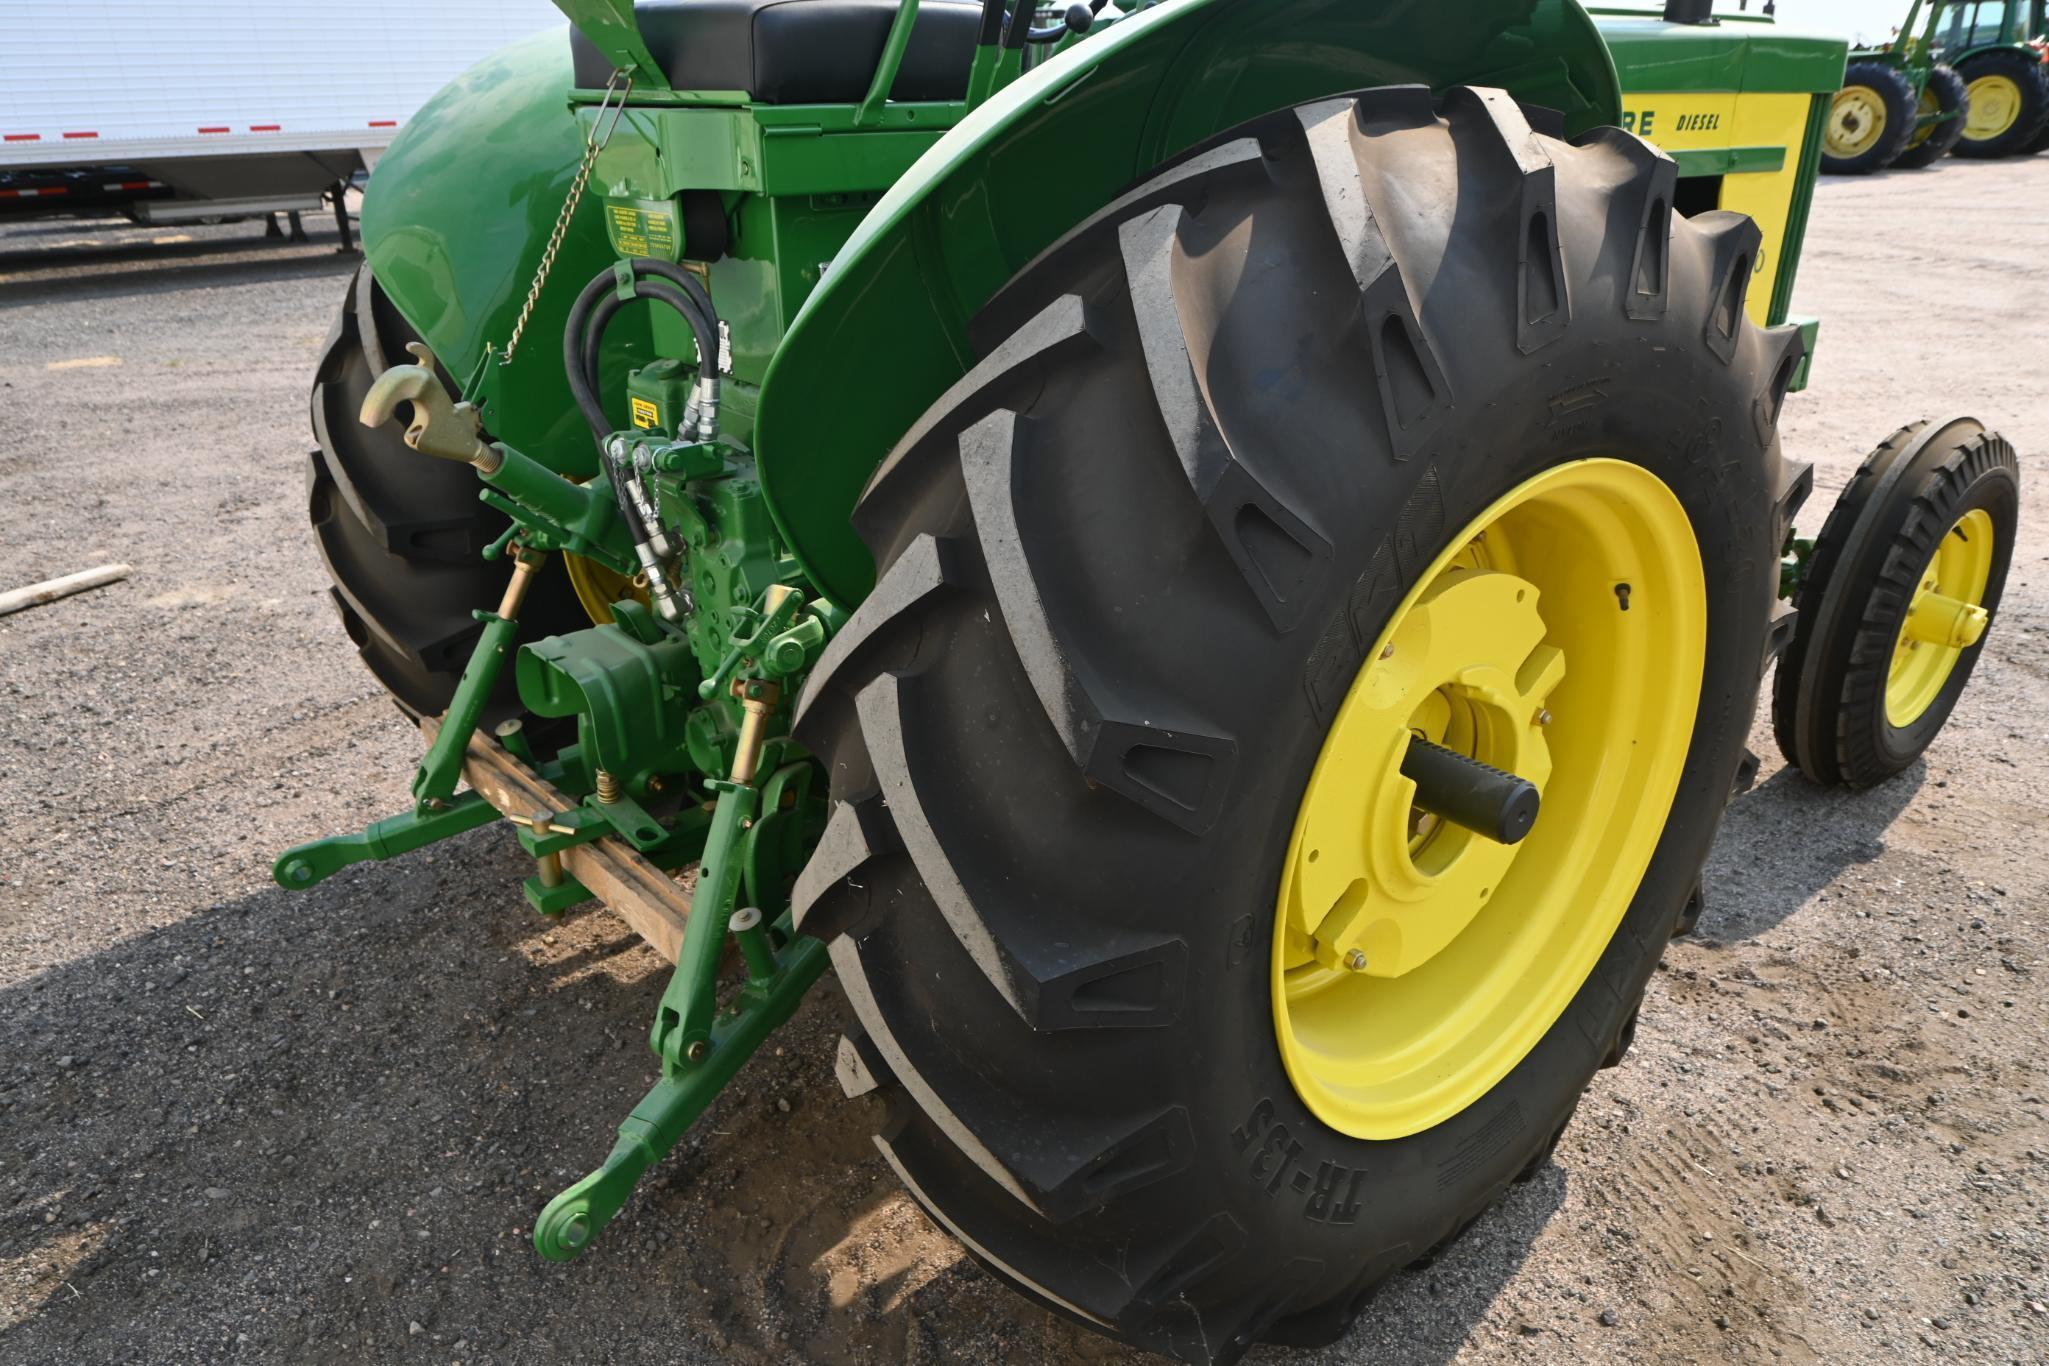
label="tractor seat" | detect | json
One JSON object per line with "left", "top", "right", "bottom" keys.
{"left": 571, "top": 0, "right": 986, "bottom": 104}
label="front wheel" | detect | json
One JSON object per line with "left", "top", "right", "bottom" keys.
{"left": 1823, "top": 60, "right": 1919, "bottom": 173}
{"left": 1773, "top": 419, "right": 2020, "bottom": 788}
{"left": 794, "top": 88, "right": 1804, "bottom": 1362}
{"left": 1892, "top": 64, "right": 1972, "bottom": 169}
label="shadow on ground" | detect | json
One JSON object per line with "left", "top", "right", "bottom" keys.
{"left": 1698, "top": 761, "right": 1927, "bottom": 943}
{"left": 0, "top": 827, "right": 1561, "bottom": 1365}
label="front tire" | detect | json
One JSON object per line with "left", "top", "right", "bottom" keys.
{"left": 1824, "top": 61, "right": 1919, "bottom": 173}
{"left": 795, "top": 89, "right": 1803, "bottom": 1361}
{"left": 1892, "top": 64, "right": 1972, "bottom": 169}
{"left": 1772, "top": 419, "right": 2020, "bottom": 788}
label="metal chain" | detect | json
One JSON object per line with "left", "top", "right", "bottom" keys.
{"left": 500, "top": 72, "right": 632, "bottom": 366}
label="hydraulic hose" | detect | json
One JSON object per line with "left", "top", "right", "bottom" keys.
{"left": 563, "top": 271, "right": 653, "bottom": 553}
{"left": 562, "top": 263, "right": 724, "bottom": 622}
{"left": 625, "top": 258, "right": 721, "bottom": 348}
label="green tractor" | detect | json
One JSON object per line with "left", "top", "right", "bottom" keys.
{"left": 1934, "top": 0, "right": 2049, "bottom": 155}
{"left": 278, "top": 0, "right": 2021, "bottom": 1357}
{"left": 1825, "top": 0, "right": 1976, "bottom": 172}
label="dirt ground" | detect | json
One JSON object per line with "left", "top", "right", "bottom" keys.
{"left": 1, "top": 155, "right": 2045, "bottom": 1366}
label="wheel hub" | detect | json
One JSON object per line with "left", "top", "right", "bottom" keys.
{"left": 1887, "top": 508, "right": 1996, "bottom": 727}
{"left": 1829, "top": 87, "right": 1887, "bottom": 158}
{"left": 1283, "top": 568, "right": 1562, "bottom": 981}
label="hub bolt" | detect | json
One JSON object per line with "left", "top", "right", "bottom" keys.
{"left": 1536, "top": 709, "right": 1553, "bottom": 727}
{"left": 1344, "top": 948, "right": 1369, "bottom": 972}
{"left": 1379, "top": 644, "right": 1396, "bottom": 661}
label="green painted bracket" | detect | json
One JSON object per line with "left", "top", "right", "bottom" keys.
{"left": 1668, "top": 146, "right": 1787, "bottom": 178}
{"left": 697, "top": 589, "right": 807, "bottom": 701}
{"left": 477, "top": 444, "right": 634, "bottom": 575}
{"left": 856, "top": 0, "right": 923, "bottom": 127}
{"left": 550, "top": 0, "right": 668, "bottom": 89}
{"left": 524, "top": 873, "right": 593, "bottom": 917}
{"left": 1787, "top": 315, "right": 1821, "bottom": 394}
{"left": 273, "top": 792, "right": 499, "bottom": 890}
{"left": 533, "top": 929, "right": 828, "bottom": 1260}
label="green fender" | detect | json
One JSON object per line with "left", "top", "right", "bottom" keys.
{"left": 756, "top": 0, "right": 1623, "bottom": 607}
{"left": 360, "top": 5, "right": 1621, "bottom": 603}
{"left": 360, "top": 26, "right": 627, "bottom": 481}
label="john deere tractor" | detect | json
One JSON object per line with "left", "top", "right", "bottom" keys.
{"left": 278, "top": 0, "right": 2021, "bottom": 1358}
{"left": 1934, "top": 0, "right": 2049, "bottom": 156}
{"left": 1825, "top": 0, "right": 1976, "bottom": 173}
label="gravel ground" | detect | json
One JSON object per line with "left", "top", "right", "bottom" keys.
{"left": 2, "top": 156, "right": 2046, "bottom": 1366}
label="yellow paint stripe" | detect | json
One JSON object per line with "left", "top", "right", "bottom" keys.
{"left": 45, "top": 356, "right": 122, "bottom": 371}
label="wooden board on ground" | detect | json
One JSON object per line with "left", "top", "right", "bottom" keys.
{"left": 420, "top": 718, "right": 692, "bottom": 962}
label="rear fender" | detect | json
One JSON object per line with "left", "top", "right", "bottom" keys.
{"left": 755, "top": 0, "right": 1622, "bottom": 606}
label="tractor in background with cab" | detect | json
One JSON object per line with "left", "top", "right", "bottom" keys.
{"left": 1937, "top": 0, "right": 2049, "bottom": 156}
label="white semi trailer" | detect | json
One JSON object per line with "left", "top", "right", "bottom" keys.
{"left": 0, "top": 0, "right": 562, "bottom": 238}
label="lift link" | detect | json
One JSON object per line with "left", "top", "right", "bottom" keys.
{"left": 271, "top": 544, "right": 550, "bottom": 886}
{"left": 532, "top": 620, "right": 828, "bottom": 1262}
{"left": 411, "top": 543, "right": 547, "bottom": 814}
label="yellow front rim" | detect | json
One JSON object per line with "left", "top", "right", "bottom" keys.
{"left": 1886, "top": 509, "right": 1995, "bottom": 728}
{"left": 1965, "top": 75, "right": 2024, "bottom": 141}
{"left": 1272, "top": 460, "right": 1706, "bottom": 1140}
{"left": 1829, "top": 86, "right": 1890, "bottom": 158}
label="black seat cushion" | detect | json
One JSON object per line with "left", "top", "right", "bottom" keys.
{"left": 571, "top": 0, "right": 986, "bottom": 104}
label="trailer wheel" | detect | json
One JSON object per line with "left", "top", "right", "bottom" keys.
{"left": 1892, "top": 64, "right": 1972, "bottom": 169}
{"left": 308, "top": 265, "right": 584, "bottom": 719}
{"left": 1823, "top": 61, "right": 1919, "bottom": 173}
{"left": 1772, "top": 419, "right": 2019, "bottom": 788}
{"left": 795, "top": 89, "right": 1800, "bottom": 1362}
{"left": 1953, "top": 50, "right": 2049, "bottom": 158}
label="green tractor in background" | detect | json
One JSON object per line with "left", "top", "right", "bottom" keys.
{"left": 1825, "top": 0, "right": 1974, "bottom": 172}
{"left": 1936, "top": 0, "right": 2049, "bottom": 155}
{"left": 276, "top": 0, "right": 2021, "bottom": 1358}
{"left": 1826, "top": 0, "right": 2049, "bottom": 173}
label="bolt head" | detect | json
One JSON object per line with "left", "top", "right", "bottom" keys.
{"left": 1536, "top": 709, "right": 1553, "bottom": 727}
{"left": 1378, "top": 643, "right": 1396, "bottom": 661}
{"left": 686, "top": 1040, "right": 709, "bottom": 1063}
{"left": 1344, "top": 948, "right": 1369, "bottom": 972}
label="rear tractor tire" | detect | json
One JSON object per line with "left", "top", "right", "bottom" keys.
{"left": 796, "top": 88, "right": 1803, "bottom": 1362}
{"left": 1953, "top": 49, "right": 2049, "bottom": 158}
{"left": 1892, "top": 64, "right": 1972, "bottom": 169}
{"left": 308, "top": 265, "right": 585, "bottom": 720}
{"left": 1823, "top": 60, "right": 1920, "bottom": 173}
{"left": 1773, "top": 419, "right": 2020, "bottom": 788}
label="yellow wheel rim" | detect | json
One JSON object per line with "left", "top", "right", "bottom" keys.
{"left": 1965, "top": 75, "right": 2024, "bottom": 141}
{"left": 1272, "top": 460, "right": 1706, "bottom": 1140}
{"left": 1886, "top": 509, "right": 1995, "bottom": 728}
{"left": 1828, "top": 86, "right": 1890, "bottom": 159}
{"left": 1909, "top": 88, "right": 1941, "bottom": 149}
{"left": 564, "top": 552, "right": 644, "bottom": 625}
